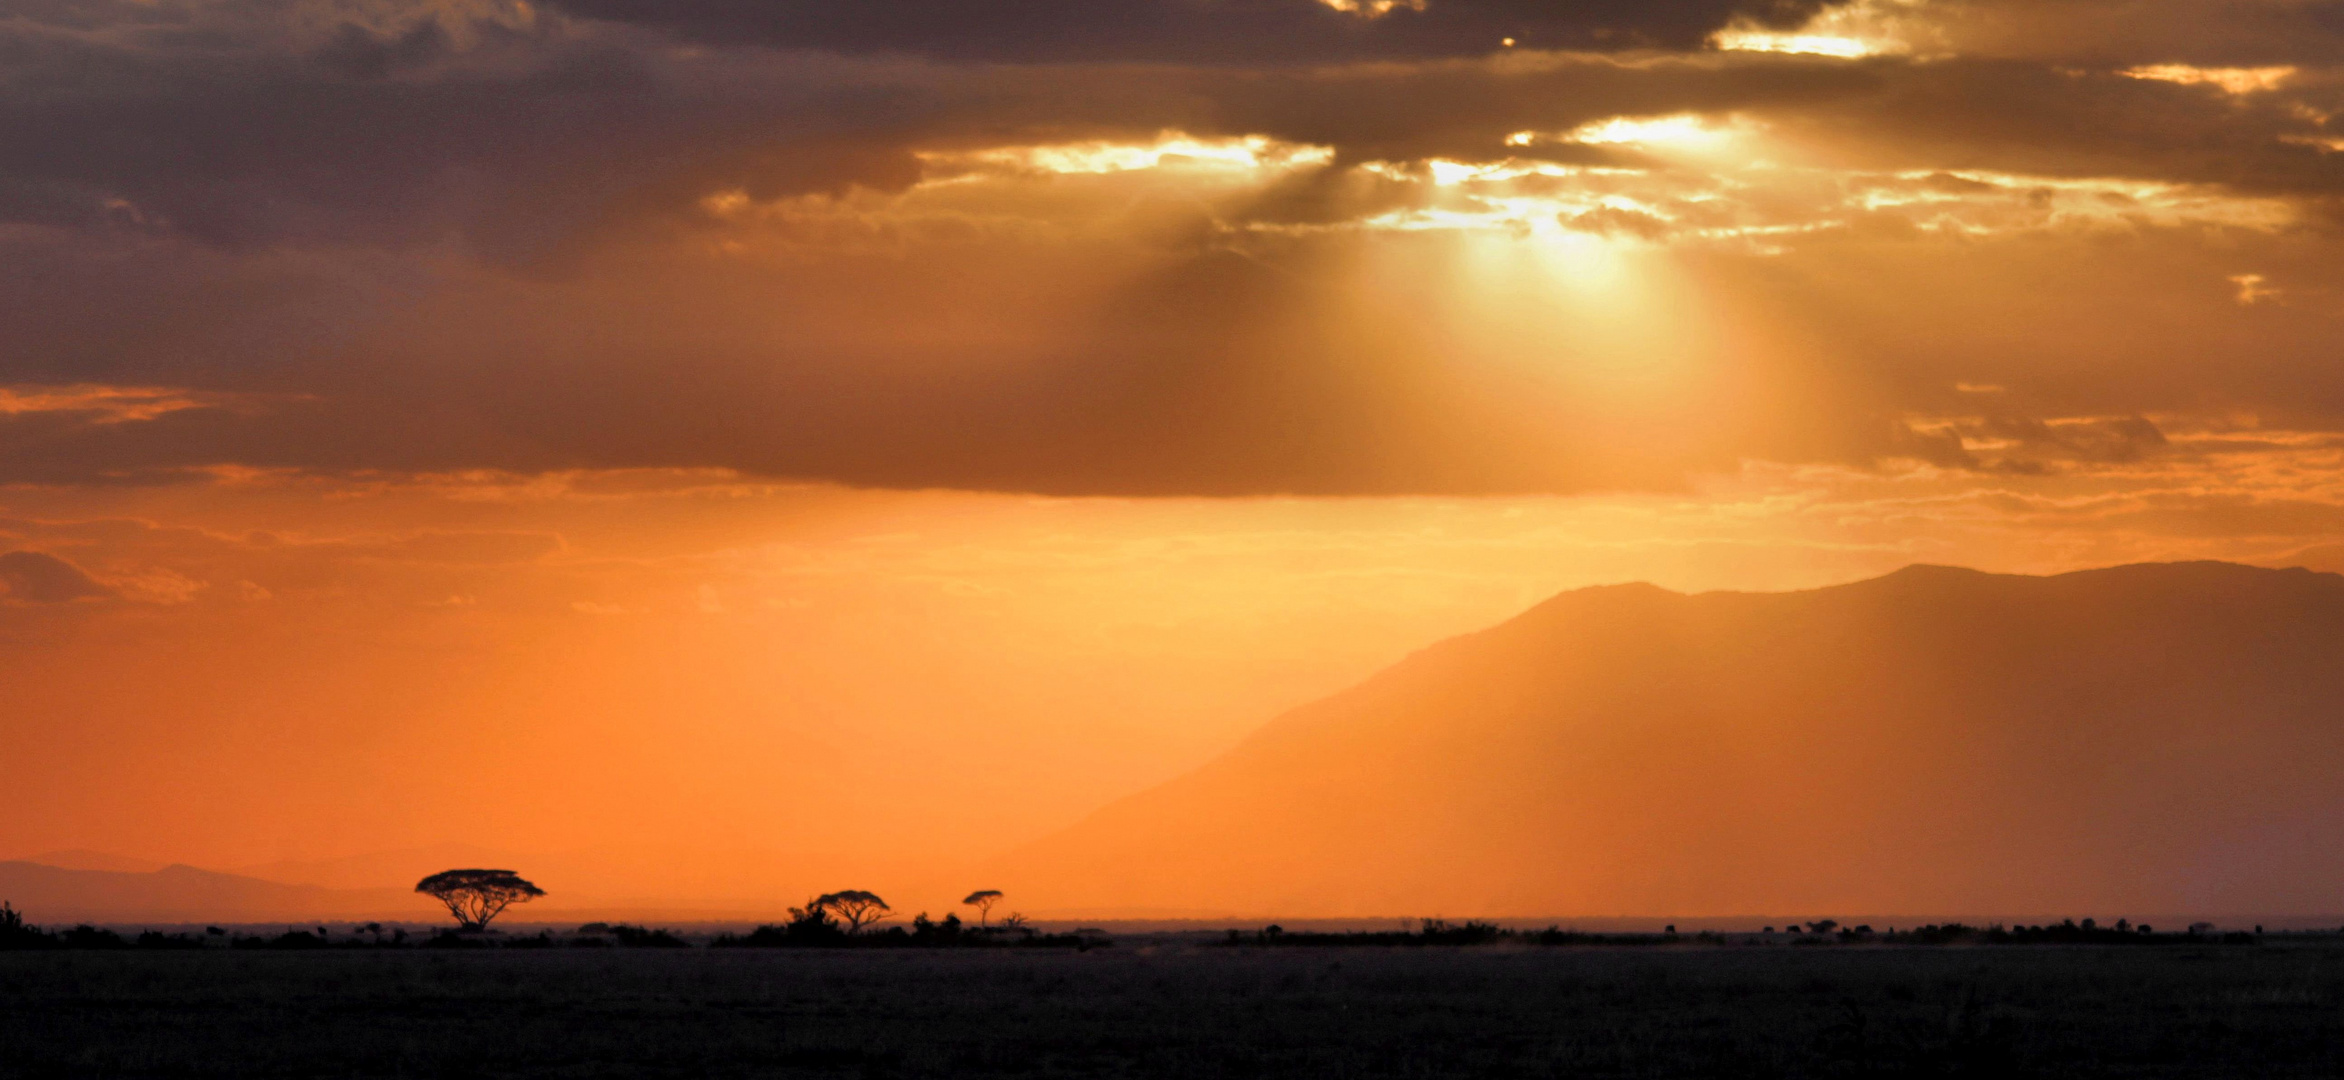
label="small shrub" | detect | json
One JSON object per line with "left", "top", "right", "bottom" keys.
{"left": 606, "top": 924, "right": 689, "bottom": 948}
{"left": 133, "top": 930, "right": 205, "bottom": 950}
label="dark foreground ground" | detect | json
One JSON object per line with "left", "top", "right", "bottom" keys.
{"left": 6, "top": 943, "right": 2343, "bottom": 1079}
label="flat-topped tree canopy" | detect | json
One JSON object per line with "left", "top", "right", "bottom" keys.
{"left": 962, "top": 890, "right": 1003, "bottom": 926}
{"left": 814, "top": 890, "right": 890, "bottom": 934}
{"left": 416, "top": 869, "right": 545, "bottom": 931}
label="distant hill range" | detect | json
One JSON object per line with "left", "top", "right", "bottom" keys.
{"left": 0, "top": 861, "right": 430, "bottom": 923}
{"left": 0, "top": 843, "right": 926, "bottom": 923}
{"left": 230, "top": 843, "right": 528, "bottom": 892}
{"left": 994, "top": 562, "right": 2344, "bottom": 917}
{"left": 21, "top": 849, "right": 170, "bottom": 874}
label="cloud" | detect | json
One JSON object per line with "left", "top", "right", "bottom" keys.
{"left": 2121, "top": 63, "right": 2298, "bottom": 95}
{"left": 0, "top": 385, "right": 229, "bottom": 424}
{"left": 1, "top": 9, "right": 2334, "bottom": 259}
{"left": 539, "top": 0, "right": 1842, "bottom": 63}
{"left": 1886, "top": 0, "right": 2344, "bottom": 66}
{"left": 1961, "top": 415, "right": 2173, "bottom": 471}
{"left": 0, "top": 0, "right": 2341, "bottom": 496}
{"left": 0, "top": 550, "right": 111, "bottom": 603}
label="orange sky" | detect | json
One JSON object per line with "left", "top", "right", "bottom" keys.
{"left": 6, "top": 0, "right": 2344, "bottom": 913}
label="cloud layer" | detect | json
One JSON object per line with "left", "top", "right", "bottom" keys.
{"left": 1, "top": 0, "right": 2342, "bottom": 494}
{"left": 539, "top": 0, "right": 1837, "bottom": 62}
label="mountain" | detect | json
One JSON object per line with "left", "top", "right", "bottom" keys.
{"left": 237, "top": 844, "right": 934, "bottom": 913}
{"left": 0, "top": 842, "right": 941, "bottom": 922}
{"left": 0, "top": 862, "right": 432, "bottom": 923}
{"left": 233, "top": 844, "right": 527, "bottom": 891}
{"left": 994, "top": 562, "right": 2344, "bottom": 917}
{"left": 22, "top": 849, "right": 168, "bottom": 874}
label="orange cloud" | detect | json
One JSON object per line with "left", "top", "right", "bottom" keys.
{"left": 0, "top": 385, "right": 227, "bottom": 424}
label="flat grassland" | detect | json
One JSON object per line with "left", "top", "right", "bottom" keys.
{"left": 6, "top": 943, "right": 2343, "bottom": 1078}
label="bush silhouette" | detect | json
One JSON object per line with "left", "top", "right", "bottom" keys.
{"left": 58, "top": 925, "right": 128, "bottom": 949}
{"left": 0, "top": 902, "right": 54, "bottom": 950}
{"left": 714, "top": 909, "right": 1101, "bottom": 950}
{"left": 134, "top": 930, "right": 204, "bottom": 950}
{"left": 911, "top": 912, "right": 966, "bottom": 944}
{"left": 602, "top": 924, "right": 689, "bottom": 948}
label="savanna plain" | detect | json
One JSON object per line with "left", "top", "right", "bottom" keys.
{"left": 8, "top": 939, "right": 2344, "bottom": 1079}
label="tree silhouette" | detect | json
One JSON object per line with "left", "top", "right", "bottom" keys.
{"left": 0, "top": 901, "right": 48, "bottom": 948}
{"left": 962, "top": 890, "right": 1003, "bottom": 926}
{"left": 815, "top": 890, "right": 890, "bottom": 934}
{"left": 415, "top": 869, "right": 545, "bottom": 930}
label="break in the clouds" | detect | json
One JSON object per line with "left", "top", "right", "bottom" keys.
{"left": 3, "top": 0, "right": 2344, "bottom": 494}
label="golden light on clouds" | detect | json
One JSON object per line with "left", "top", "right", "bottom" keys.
{"left": 0, "top": 384, "right": 228, "bottom": 424}
{"left": 1565, "top": 113, "right": 1748, "bottom": 150}
{"left": 1711, "top": 0, "right": 1927, "bottom": 57}
{"left": 1710, "top": 29, "right": 1886, "bottom": 58}
{"left": 926, "top": 133, "right": 1338, "bottom": 177}
{"left": 1314, "top": 0, "right": 1427, "bottom": 17}
{"left": 678, "top": 100, "right": 2302, "bottom": 267}
{"left": 1322, "top": 150, "right": 2295, "bottom": 250}
{"left": 2121, "top": 64, "right": 2297, "bottom": 95}
{"left": 2230, "top": 273, "right": 2278, "bottom": 305}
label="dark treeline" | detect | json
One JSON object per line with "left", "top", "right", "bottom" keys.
{"left": 712, "top": 907, "right": 1108, "bottom": 950}
{"left": 1, "top": 904, "right": 415, "bottom": 951}
{"left": 0, "top": 899, "right": 1104, "bottom": 952}
{"left": 1226, "top": 918, "right": 2267, "bottom": 947}
{"left": 1898, "top": 919, "right": 2260, "bottom": 946}
{"left": 0, "top": 901, "right": 2278, "bottom": 952}
{"left": 0, "top": 902, "right": 695, "bottom": 951}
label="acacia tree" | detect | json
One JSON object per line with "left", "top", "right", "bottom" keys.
{"left": 815, "top": 890, "right": 891, "bottom": 935}
{"left": 961, "top": 890, "right": 1003, "bottom": 927}
{"left": 415, "top": 869, "right": 545, "bottom": 931}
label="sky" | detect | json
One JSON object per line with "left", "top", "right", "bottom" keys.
{"left": 6, "top": 0, "right": 2344, "bottom": 911}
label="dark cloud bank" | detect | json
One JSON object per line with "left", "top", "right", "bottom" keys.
{"left": 1, "top": 0, "right": 2342, "bottom": 495}
{"left": 541, "top": 0, "right": 1835, "bottom": 62}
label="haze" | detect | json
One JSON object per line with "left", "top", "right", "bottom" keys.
{"left": 6, "top": 0, "right": 2344, "bottom": 918}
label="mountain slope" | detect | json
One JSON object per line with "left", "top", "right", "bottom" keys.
{"left": 0, "top": 862, "right": 431, "bottom": 923}
{"left": 232, "top": 843, "right": 526, "bottom": 891}
{"left": 995, "top": 562, "right": 2344, "bottom": 916}
{"left": 22, "top": 849, "right": 168, "bottom": 874}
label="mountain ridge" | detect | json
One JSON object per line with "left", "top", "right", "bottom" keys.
{"left": 992, "top": 561, "right": 2344, "bottom": 917}
{"left": 0, "top": 860, "right": 432, "bottom": 922}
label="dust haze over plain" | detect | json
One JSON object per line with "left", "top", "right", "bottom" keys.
{"left": 10, "top": 0, "right": 2344, "bottom": 919}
